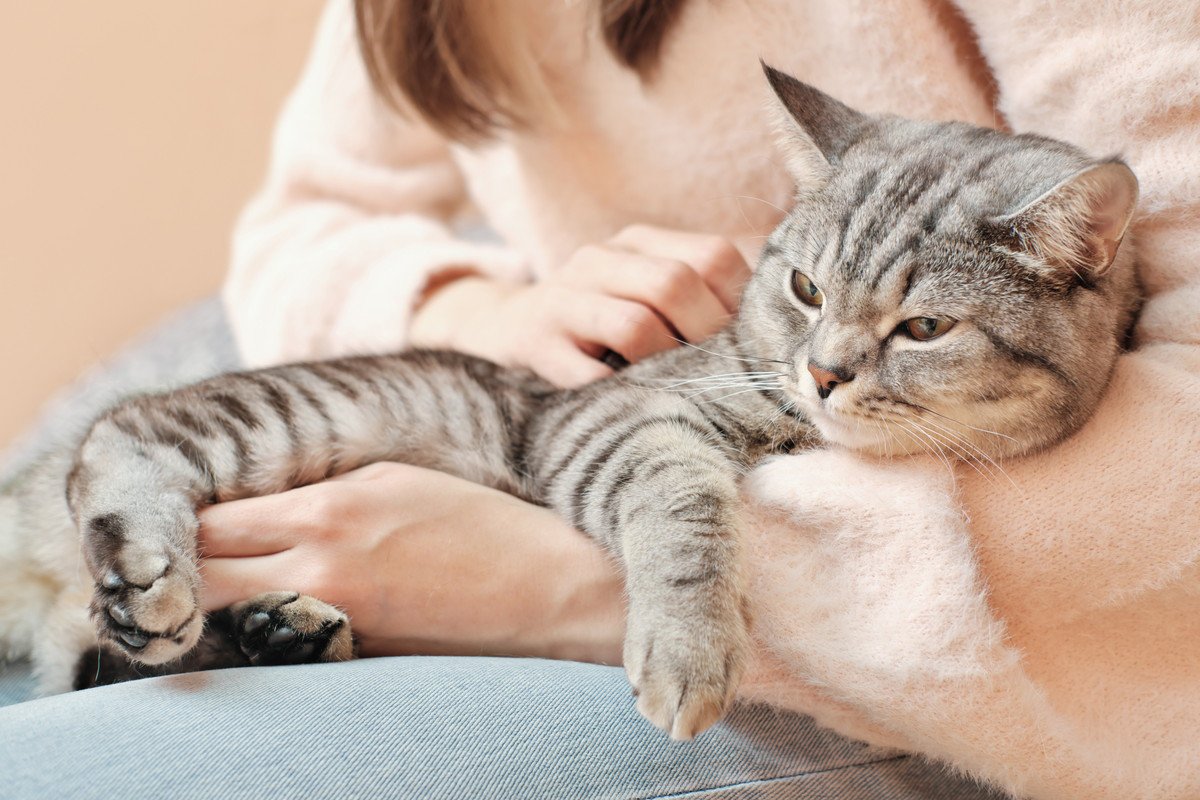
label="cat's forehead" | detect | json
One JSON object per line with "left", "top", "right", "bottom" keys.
{"left": 823, "top": 120, "right": 1089, "bottom": 217}
{"left": 771, "top": 122, "right": 1092, "bottom": 297}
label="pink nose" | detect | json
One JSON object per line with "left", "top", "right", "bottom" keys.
{"left": 807, "top": 363, "right": 852, "bottom": 399}
{"left": 807, "top": 364, "right": 841, "bottom": 391}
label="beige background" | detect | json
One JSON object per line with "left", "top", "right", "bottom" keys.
{"left": 0, "top": 1, "right": 325, "bottom": 450}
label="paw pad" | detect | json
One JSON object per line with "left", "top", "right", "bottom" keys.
{"left": 231, "top": 592, "right": 354, "bottom": 666}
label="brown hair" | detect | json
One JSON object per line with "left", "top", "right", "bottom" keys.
{"left": 353, "top": 0, "right": 687, "bottom": 141}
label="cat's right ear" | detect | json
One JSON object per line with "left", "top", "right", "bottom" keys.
{"left": 990, "top": 159, "right": 1139, "bottom": 285}
{"left": 762, "top": 63, "right": 870, "bottom": 190}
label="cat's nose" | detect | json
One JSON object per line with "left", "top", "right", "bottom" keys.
{"left": 807, "top": 363, "right": 853, "bottom": 399}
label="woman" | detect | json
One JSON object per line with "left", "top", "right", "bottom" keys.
{"left": 4, "top": 1, "right": 1198, "bottom": 797}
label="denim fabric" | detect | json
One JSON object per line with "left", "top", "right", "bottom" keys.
{"left": 0, "top": 656, "right": 1006, "bottom": 799}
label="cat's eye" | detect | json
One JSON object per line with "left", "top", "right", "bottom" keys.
{"left": 791, "top": 272, "right": 824, "bottom": 307}
{"left": 903, "top": 317, "right": 956, "bottom": 341}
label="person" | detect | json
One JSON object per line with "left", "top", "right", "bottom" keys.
{"left": 3, "top": 1, "right": 1198, "bottom": 798}
{"left": 206, "top": 0, "right": 999, "bottom": 671}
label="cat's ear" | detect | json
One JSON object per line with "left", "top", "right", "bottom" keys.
{"left": 762, "top": 63, "right": 870, "bottom": 189}
{"left": 991, "top": 160, "right": 1139, "bottom": 284}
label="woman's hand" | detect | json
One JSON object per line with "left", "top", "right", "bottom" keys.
{"left": 409, "top": 225, "right": 751, "bottom": 387}
{"left": 197, "top": 462, "right": 625, "bottom": 663}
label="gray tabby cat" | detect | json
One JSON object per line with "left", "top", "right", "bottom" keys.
{"left": 0, "top": 66, "right": 1139, "bottom": 740}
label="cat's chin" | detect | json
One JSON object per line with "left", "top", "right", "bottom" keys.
{"left": 804, "top": 407, "right": 901, "bottom": 456}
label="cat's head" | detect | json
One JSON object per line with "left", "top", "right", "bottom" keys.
{"left": 738, "top": 65, "right": 1140, "bottom": 459}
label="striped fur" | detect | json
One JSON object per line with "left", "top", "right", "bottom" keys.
{"left": 0, "top": 69, "right": 1139, "bottom": 739}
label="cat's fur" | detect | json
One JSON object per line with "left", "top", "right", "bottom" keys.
{"left": 0, "top": 67, "right": 1139, "bottom": 739}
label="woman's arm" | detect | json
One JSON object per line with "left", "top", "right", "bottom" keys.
{"left": 198, "top": 462, "right": 626, "bottom": 664}
{"left": 949, "top": 0, "right": 1200, "bottom": 625}
{"left": 225, "top": 0, "right": 527, "bottom": 367}
{"left": 230, "top": 5, "right": 750, "bottom": 387}
{"left": 740, "top": 4, "right": 1200, "bottom": 797}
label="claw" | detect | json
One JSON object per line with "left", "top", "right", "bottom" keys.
{"left": 117, "top": 629, "right": 150, "bottom": 649}
{"left": 267, "top": 627, "right": 296, "bottom": 647}
{"left": 108, "top": 604, "right": 135, "bottom": 628}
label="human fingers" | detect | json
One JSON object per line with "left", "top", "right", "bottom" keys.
{"left": 533, "top": 338, "right": 615, "bottom": 388}
{"left": 609, "top": 225, "right": 752, "bottom": 312}
{"left": 560, "top": 293, "right": 677, "bottom": 365}
{"left": 197, "top": 493, "right": 308, "bottom": 558}
{"left": 198, "top": 551, "right": 296, "bottom": 611}
{"left": 559, "top": 244, "right": 729, "bottom": 343}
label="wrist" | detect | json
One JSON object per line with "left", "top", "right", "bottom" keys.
{"left": 408, "top": 274, "right": 519, "bottom": 350}
{"left": 352, "top": 487, "right": 625, "bottom": 665}
{"left": 479, "top": 498, "right": 625, "bottom": 664}
{"left": 519, "top": 514, "right": 626, "bottom": 665}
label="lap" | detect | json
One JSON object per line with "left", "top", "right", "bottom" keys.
{"left": 0, "top": 656, "right": 1002, "bottom": 800}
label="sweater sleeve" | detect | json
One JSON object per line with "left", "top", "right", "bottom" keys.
{"left": 738, "top": 4, "right": 1200, "bottom": 797}
{"left": 224, "top": 0, "right": 528, "bottom": 367}
{"left": 947, "top": 0, "right": 1200, "bottom": 628}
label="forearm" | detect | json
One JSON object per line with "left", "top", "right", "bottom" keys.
{"left": 946, "top": 0, "right": 1200, "bottom": 621}
{"left": 355, "top": 496, "right": 626, "bottom": 664}
{"left": 225, "top": 0, "right": 527, "bottom": 367}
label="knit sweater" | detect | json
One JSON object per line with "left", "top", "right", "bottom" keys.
{"left": 225, "top": 2, "right": 1200, "bottom": 797}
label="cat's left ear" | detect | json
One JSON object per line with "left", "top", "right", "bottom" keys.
{"left": 991, "top": 159, "right": 1139, "bottom": 284}
{"left": 762, "top": 63, "right": 870, "bottom": 190}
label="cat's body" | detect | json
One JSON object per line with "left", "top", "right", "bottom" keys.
{"left": 0, "top": 68, "right": 1140, "bottom": 739}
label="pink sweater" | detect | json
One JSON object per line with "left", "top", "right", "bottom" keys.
{"left": 226, "top": 2, "right": 1200, "bottom": 797}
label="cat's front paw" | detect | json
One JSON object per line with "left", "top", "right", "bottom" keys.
{"left": 623, "top": 594, "right": 750, "bottom": 740}
{"left": 85, "top": 513, "right": 203, "bottom": 665}
{"left": 230, "top": 592, "right": 355, "bottom": 666}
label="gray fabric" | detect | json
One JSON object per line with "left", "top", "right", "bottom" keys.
{"left": 0, "top": 298, "right": 239, "bottom": 487}
{"left": 0, "top": 656, "right": 1007, "bottom": 800}
{"left": 0, "top": 660, "right": 34, "bottom": 708}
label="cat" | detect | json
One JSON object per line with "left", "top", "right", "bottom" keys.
{"left": 0, "top": 65, "right": 1139, "bottom": 740}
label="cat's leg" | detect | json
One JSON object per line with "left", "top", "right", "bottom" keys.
{"left": 69, "top": 351, "right": 540, "bottom": 666}
{"left": 75, "top": 592, "right": 354, "bottom": 689}
{"left": 532, "top": 392, "right": 751, "bottom": 740}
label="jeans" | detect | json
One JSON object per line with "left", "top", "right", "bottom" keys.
{"left": 0, "top": 657, "right": 1006, "bottom": 799}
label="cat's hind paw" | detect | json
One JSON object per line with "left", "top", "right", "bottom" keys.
{"left": 231, "top": 592, "right": 355, "bottom": 666}
{"left": 90, "top": 540, "right": 204, "bottom": 665}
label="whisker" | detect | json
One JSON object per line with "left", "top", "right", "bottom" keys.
{"left": 893, "top": 419, "right": 950, "bottom": 470}
{"left": 897, "top": 419, "right": 955, "bottom": 474}
{"left": 652, "top": 371, "right": 783, "bottom": 389}
{"left": 671, "top": 337, "right": 791, "bottom": 366}
{"left": 697, "top": 386, "right": 783, "bottom": 405}
{"left": 728, "top": 194, "right": 789, "bottom": 215}
{"left": 902, "top": 401, "right": 1019, "bottom": 444}
{"left": 905, "top": 418, "right": 999, "bottom": 485}
{"left": 684, "top": 382, "right": 781, "bottom": 401}
{"left": 911, "top": 414, "right": 1018, "bottom": 489}
{"left": 873, "top": 418, "right": 904, "bottom": 458}
{"left": 678, "top": 379, "right": 781, "bottom": 392}
{"left": 909, "top": 414, "right": 1000, "bottom": 472}
{"left": 766, "top": 396, "right": 799, "bottom": 431}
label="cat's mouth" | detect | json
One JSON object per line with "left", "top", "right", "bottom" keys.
{"left": 779, "top": 378, "right": 951, "bottom": 456}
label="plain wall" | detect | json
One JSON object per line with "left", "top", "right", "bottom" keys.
{"left": 0, "top": 1, "right": 325, "bottom": 450}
